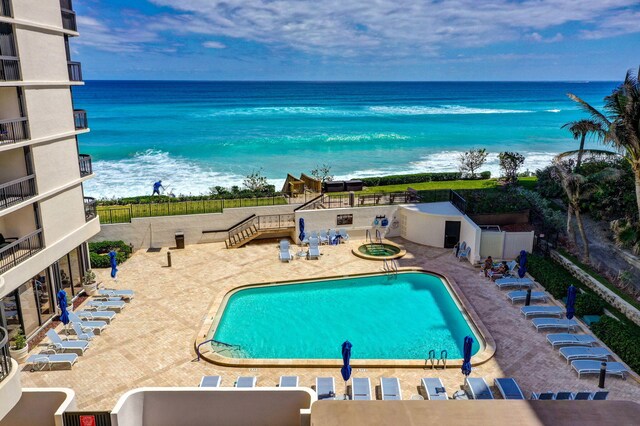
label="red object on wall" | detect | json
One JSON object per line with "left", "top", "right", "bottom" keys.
{"left": 79, "top": 415, "right": 96, "bottom": 426}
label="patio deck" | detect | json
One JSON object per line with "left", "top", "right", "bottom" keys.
{"left": 19, "top": 238, "right": 640, "bottom": 410}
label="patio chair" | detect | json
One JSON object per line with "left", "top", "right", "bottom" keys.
{"left": 199, "top": 376, "right": 221, "bottom": 387}
{"left": 76, "top": 310, "right": 116, "bottom": 323}
{"left": 68, "top": 311, "right": 107, "bottom": 334}
{"left": 531, "top": 392, "right": 555, "bottom": 400}
{"left": 279, "top": 376, "right": 299, "bottom": 387}
{"left": 506, "top": 290, "right": 547, "bottom": 304}
{"left": 45, "top": 329, "right": 89, "bottom": 355}
{"left": 351, "top": 377, "right": 372, "bottom": 400}
{"left": 96, "top": 289, "right": 135, "bottom": 301}
{"left": 465, "top": 377, "right": 494, "bottom": 400}
{"left": 495, "top": 277, "right": 534, "bottom": 289}
{"left": 571, "top": 360, "right": 627, "bottom": 379}
{"left": 421, "top": 378, "right": 447, "bottom": 400}
{"left": 546, "top": 333, "right": 596, "bottom": 348}
{"left": 531, "top": 318, "right": 578, "bottom": 332}
{"left": 328, "top": 229, "right": 337, "bottom": 244}
{"left": 338, "top": 229, "right": 350, "bottom": 241}
{"left": 555, "top": 392, "right": 573, "bottom": 400}
{"left": 0, "top": 233, "right": 18, "bottom": 249}
{"left": 559, "top": 346, "right": 612, "bottom": 364}
{"left": 235, "top": 376, "right": 257, "bottom": 388}
{"left": 71, "top": 321, "right": 97, "bottom": 341}
{"left": 457, "top": 247, "right": 471, "bottom": 262}
{"left": 26, "top": 353, "right": 78, "bottom": 371}
{"left": 521, "top": 305, "right": 564, "bottom": 319}
{"left": 316, "top": 377, "right": 336, "bottom": 400}
{"left": 86, "top": 300, "right": 126, "bottom": 312}
{"left": 380, "top": 377, "right": 402, "bottom": 400}
{"left": 494, "top": 378, "right": 524, "bottom": 400}
{"left": 572, "top": 391, "right": 592, "bottom": 400}
{"left": 279, "top": 239, "right": 290, "bottom": 251}
{"left": 590, "top": 391, "right": 609, "bottom": 400}
{"left": 319, "top": 230, "right": 329, "bottom": 245}
{"left": 308, "top": 239, "right": 321, "bottom": 260}
{"left": 279, "top": 245, "right": 293, "bottom": 262}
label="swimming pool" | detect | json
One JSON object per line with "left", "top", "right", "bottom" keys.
{"left": 210, "top": 272, "right": 482, "bottom": 361}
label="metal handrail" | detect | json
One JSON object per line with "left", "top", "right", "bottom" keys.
{"left": 0, "top": 229, "right": 43, "bottom": 274}
{"left": 67, "top": 61, "right": 82, "bottom": 81}
{"left": 0, "top": 0, "right": 11, "bottom": 17}
{"left": 61, "top": 9, "right": 77, "bottom": 31}
{"left": 0, "top": 117, "right": 29, "bottom": 145}
{"left": 0, "top": 326, "right": 11, "bottom": 383}
{"left": 79, "top": 154, "right": 92, "bottom": 176}
{"left": 0, "top": 174, "right": 36, "bottom": 210}
{"left": 449, "top": 189, "right": 467, "bottom": 214}
{"left": 84, "top": 197, "right": 97, "bottom": 221}
{"left": 293, "top": 193, "right": 323, "bottom": 211}
{"left": 74, "top": 109, "right": 88, "bottom": 129}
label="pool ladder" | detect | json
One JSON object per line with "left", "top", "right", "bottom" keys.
{"left": 365, "top": 229, "right": 383, "bottom": 245}
{"left": 383, "top": 259, "right": 398, "bottom": 275}
{"left": 426, "top": 349, "right": 448, "bottom": 369}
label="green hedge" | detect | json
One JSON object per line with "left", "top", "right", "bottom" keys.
{"left": 527, "top": 254, "right": 577, "bottom": 299}
{"left": 89, "top": 240, "right": 132, "bottom": 268}
{"left": 360, "top": 172, "right": 463, "bottom": 187}
{"left": 575, "top": 293, "right": 605, "bottom": 317}
{"left": 592, "top": 316, "right": 640, "bottom": 373}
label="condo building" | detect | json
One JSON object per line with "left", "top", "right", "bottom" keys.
{"left": 0, "top": 0, "right": 99, "bottom": 351}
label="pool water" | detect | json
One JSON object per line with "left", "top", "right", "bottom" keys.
{"left": 212, "top": 272, "right": 481, "bottom": 360}
{"left": 358, "top": 243, "right": 400, "bottom": 257}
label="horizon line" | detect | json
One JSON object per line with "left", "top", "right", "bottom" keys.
{"left": 82, "top": 79, "right": 618, "bottom": 83}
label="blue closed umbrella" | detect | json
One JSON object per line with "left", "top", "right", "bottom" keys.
{"left": 462, "top": 336, "right": 473, "bottom": 378}
{"left": 566, "top": 285, "right": 577, "bottom": 319}
{"left": 518, "top": 250, "right": 527, "bottom": 278}
{"left": 57, "top": 289, "right": 69, "bottom": 326}
{"left": 109, "top": 250, "right": 118, "bottom": 279}
{"left": 341, "top": 340, "right": 352, "bottom": 399}
{"left": 298, "top": 218, "right": 305, "bottom": 243}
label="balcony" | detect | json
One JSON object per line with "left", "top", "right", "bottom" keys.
{"left": 0, "top": 229, "right": 43, "bottom": 274}
{"left": 84, "top": 197, "right": 96, "bottom": 221}
{"left": 0, "top": 0, "right": 11, "bottom": 18}
{"left": 0, "top": 175, "right": 36, "bottom": 211}
{"left": 79, "top": 154, "right": 92, "bottom": 177}
{"left": 0, "top": 58, "right": 20, "bottom": 81}
{"left": 60, "top": 0, "right": 73, "bottom": 10}
{"left": 0, "top": 118, "right": 29, "bottom": 146}
{"left": 67, "top": 61, "right": 82, "bottom": 82}
{"left": 61, "top": 10, "right": 77, "bottom": 32}
{"left": 0, "top": 327, "right": 10, "bottom": 384}
{"left": 74, "top": 109, "right": 88, "bottom": 130}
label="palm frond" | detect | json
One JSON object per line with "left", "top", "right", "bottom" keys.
{"left": 566, "top": 93, "right": 611, "bottom": 127}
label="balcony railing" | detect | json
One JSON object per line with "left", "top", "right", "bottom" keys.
{"left": 0, "top": 118, "right": 30, "bottom": 146}
{"left": 74, "top": 109, "right": 88, "bottom": 130}
{"left": 0, "top": 57, "right": 20, "bottom": 81}
{"left": 79, "top": 154, "right": 92, "bottom": 177}
{"left": 60, "top": 0, "right": 73, "bottom": 10}
{"left": 0, "top": 229, "right": 43, "bottom": 274}
{"left": 67, "top": 61, "right": 82, "bottom": 81}
{"left": 84, "top": 197, "right": 97, "bottom": 221}
{"left": 1, "top": 326, "right": 11, "bottom": 384}
{"left": 0, "top": 175, "right": 36, "bottom": 211}
{"left": 61, "top": 10, "right": 77, "bottom": 32}
{"left": 0, "top": 0, "right": 11, "bottom": 18}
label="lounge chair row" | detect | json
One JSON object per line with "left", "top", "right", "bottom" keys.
{"left": 302, "top": 229, "right": 350, "bottom": 245}
{"left": 532, "top": 390, "right": 609, "bottom": 400}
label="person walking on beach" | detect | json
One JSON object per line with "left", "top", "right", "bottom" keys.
{"left": 152, "top": 180, "right": 164, "bottom": 196}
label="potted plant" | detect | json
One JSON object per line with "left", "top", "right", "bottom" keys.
{"left": 9, "top": 329, "right": 28, "bottom": 362}
{"left": 82, "top": 269, "right": 98, "bottom": 296}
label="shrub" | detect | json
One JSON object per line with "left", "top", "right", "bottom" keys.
{"left": 479, "top": 171, "right": 491, "bottom": 179}
{"left": 360, "top": 172, "right": 462, "bottom": 187}
{"left": 527, "top": 254, "right": 575, "bottom": 299}
{"left": 461, "top": 189, "right": 531, "bottom": 215}
{"left": 591, "top": 316, "right": 640, "bottom": 373}
{"left": 498, "top": 151, "right": 525, "bottom": 182}
{"left": 574, "top": 292, "right": 605, "bottom": 317}
{"left": 535, "top": 165, "right": 563, "bottom": 198}
{"left": 89, "top": 240, "right": 132, "bottom": 268}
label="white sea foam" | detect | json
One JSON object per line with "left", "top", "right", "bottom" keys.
{"left": 366, "top": 105, "right": 534, "bottom": 115}
{"left": 325, "top": 133, "right": 410, "bottom": 142}
{"left": 546, "top": 109, "right": 561, "bottom": 113}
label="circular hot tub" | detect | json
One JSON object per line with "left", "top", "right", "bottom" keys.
{"left": 352, "top": 241, "right": 406, "bottom": 260}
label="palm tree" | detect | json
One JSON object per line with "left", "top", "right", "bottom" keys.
{"left": 567, "top": 67, "right": 640, "bottom": 219}
{"left": 561, "top": 119, "right": 604, "bottom": 168}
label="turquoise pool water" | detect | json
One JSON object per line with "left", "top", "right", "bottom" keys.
{"left": 212, "top": 272, "right": 481, "bottom": 360}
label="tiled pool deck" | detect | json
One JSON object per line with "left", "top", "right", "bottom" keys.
{"left": 20, "top": 238, "right": 640, "bottom": 409}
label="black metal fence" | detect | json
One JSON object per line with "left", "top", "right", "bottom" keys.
{"left": 79, "top": 154, "right": 92, "bottom": 177}
{"left": 0, "top": 0, "right": 11, "bottom": 17}
{"left": 74, "top": 109, "right": 88, "bottom": 129}
{"left": 84, "top": 197, "right": 97, "bottom": 221}
{"left": 67, "top": 61, "right": 82, "bottom": 81}
{"left": 0, "top": 326, "right": 11, "bottom": 384}
{"left": 449, "top": 189, "right": 467, "bottom": 214}
{"left": 0, "top": 229, "right": 43, "bottom": 274}
{"left": 61, "top": 10, "right": 77, "bottom": 31}
{"left": 0, "top": 175, "right": 37, "bottom": 210}
{"left": 63, "top": 412, "right": 112, "bottom": 426}
{"left": 60, "top": 0, "right": 73, "bottom": 10}
{"left": 0, "top": 58, "right": 19, "bottom": 81}
{"left": 0, "top": 118, "right": 30, "bottom": 145}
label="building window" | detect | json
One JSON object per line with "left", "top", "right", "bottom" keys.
{"left": 56, "top": 246, "right": 84, "bottom": 299}
{"left": 337, "top": 214, "right": 353, "bottom": 226}
{"left": 16, "top": 270, "right": 53, "bottom": 337}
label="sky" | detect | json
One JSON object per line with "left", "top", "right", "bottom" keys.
{"left": 73, "top": 0, "right": 640, "bottom": 81}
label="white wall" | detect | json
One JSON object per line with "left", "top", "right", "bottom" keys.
{"left": 479, "top": 230, "right": 534, "bottom": 260}
{"left": 0, "top": 88, "right": 21, "bottom": 120}
{"left": 23, "top": 89, "right": 74, "bottom": 140}
{"left": 31, "top": 138, "right": 80, "bottom": 194}
{"left": 0, "top": 388, "right": 76, "bottom": 426}
{"left": 0, "top": 359, "right": 21, "bottom": 421}
{"left": 0, "top": 148, "right": 28, "bottom": 182}
{"left": 14, "top": 29, "right": 68, "bottom": 83}
{"left": 11, "top": 0, "right": 64, "bottom": 28}
{"left": 111, "top": 387, "right": 315, "bottom": 426}
{"left": 93, "top": 204, "right": 297, "bottom": 249}
{"left": 0, "top": 204, "right": 36, "bottom": 237}
{"left": 460, "top": 216, "right": 482, "bottom": 263}
{"left": 39, "top": 185, "right": 86, "bottom": 244}
{"left": 479, "top": 231, "right": 504, "bottom": 259}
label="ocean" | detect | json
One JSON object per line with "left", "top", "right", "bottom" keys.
{"left": 74, "top": 81, "right": 616, "bottom": 198}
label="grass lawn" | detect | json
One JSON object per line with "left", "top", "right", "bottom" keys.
{"left": 360, "top": 177, "right": 537, "bottom": 193}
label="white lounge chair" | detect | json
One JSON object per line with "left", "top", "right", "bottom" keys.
{"left": 279, "top": 376, "right": 299, "bottom": 387}
{"left": 506, "top": 290, "right": 547, "bottom": 304}
{"left": 465, "top": 377, "right": 494, "bottom": 400}
{"left": 338, "top": 228, "right": 349, "bottom": 241}
{"left": 532, "top": 318, "right": 578, "bottom": 332}
{"left": 421, "top": 378, "right": 447, "bottom": 400}
{"left": 279, "top": 240, "right": 290, "bottom": 251}
{"left": 86, "top": 300, "right": 125, "bottom": 312}
{"left": 235, "top": 376, "right": 257, "bottom": 387}
{"left": 547, "top": 333, "right": 596, "bottom": 348}
{"left": 559, "top": 346, "right": 612, "bottom": 364}
{"left": 571, "top": 360, "right": 627, "bottom": 379}
{"left": 380, "top": 377, "right": 402, "bottom": 400}
{"left": 71, "top": 322, "right": 96, "bottom": 340}
{"left": 316, "top": 377, "right": 336, "bottom": 400}
{"left": 279, "top": 246, "right": 293, "bottom": 262}
{"left": 328, "top": 229, "right": 337, "bottom": 244}
{"left": 26, "top": 353, "right": 78, "bottom": 371}
{"left": 199, "top": 376, "right": 221, "bottom": 387}
{"left": 521, "top": 305, "right": 564, "bottom": 318}
{"left": 76, "top": 310, "right": 116, "bottom": 323}
{"left": 308, "top": 238, "right": 321, "bottom": 259}
{"left": 319, "top": 230, "right": 329, "bottom": 245}
{"left": 45, "top": 329, "right": 89, "bottom": 355}
{"left": 351, "top": 377, "right": 372, "bottom": 400}
{"left": 68, "top": 311, "right": 107, "bottom": 334}
{"left": 97, "top": 289, "right": 134, "bottom": 301}
{"left": 494, "top": 378, "right": 524, "bottom": 400}
{"left": 495, "top": 277, "right": 534, "bottom": 289}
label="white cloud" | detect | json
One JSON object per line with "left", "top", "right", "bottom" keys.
{"left": 526, "top": 32, "right": 564, "bottom": 43}
{"left": 76, "top": 16, "right": 159, "bottom": 53}
{"left": 202, "top": 41, "right": 226, "bottom": 49}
